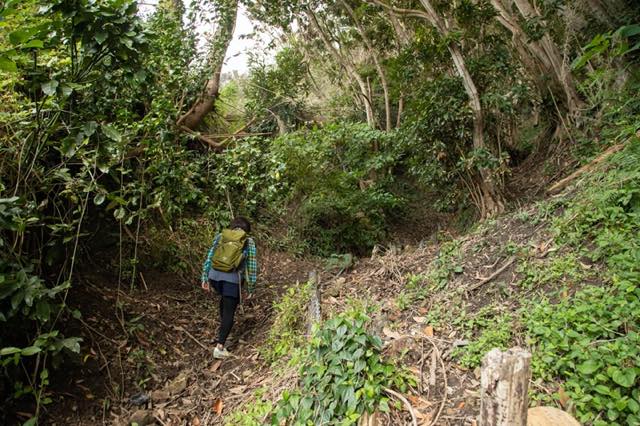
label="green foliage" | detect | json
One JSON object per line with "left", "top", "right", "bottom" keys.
{"left": 272, "top": 310, "right": 413, "bottom": 425}
{"left": 246, "top": 46, "right": 309, "bottom": 134}
{"left": 453, "top": 310, "right": 514, "bottom": 368}
{"left": 271, "top": 123, "right": 404, "bottom": 255}
{"left": 517, "top": 253, "right": 586, "bottom": 291}
{"left": 524, "top": 140, "right": 640, "bottom": 424}
{"left": 262, "top": 282, "right": 311, "bottom": 364}
{"left": 225, "top": 387, "right": 274, "bottom": 426}
{"left": 572, "top": 24, "right": 640, "bottom": 70}
{"left": 524, "top": 282, "right": 640, "bottom": 425}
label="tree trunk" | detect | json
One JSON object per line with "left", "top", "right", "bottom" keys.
{"left": 370, "top": 0, "right": 505, "bottom": 216}
{"left": 178, "top": 0, "right": 238, "bottom": 130}
{"left": 306, "top": 8, "right": 376, "bottom": 128}
{"left": 388, "top": 11, "right": 412, "bottom": 47}
{"left": 511, "top": 0, "right": 583, "bottom": 115}
{"left": 396, "top": 93, "right": 404, "bottom": 128}
{"left": 419, "top": 0, "right": 505, "bottom": 216}
{"left": 341, "top": 0, "right": 392, "bottom": 131}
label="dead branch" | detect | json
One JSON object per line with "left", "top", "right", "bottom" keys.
{"left": 179, "top": 126, "right": 225, "bottom": 151}
{"left": 468, "top": 256, "right": 516, "bottom": 291}
{"left": 423, "top": 335, "right": 447, "bottom": 426}
{"left": 548, "top": 143, "right": 625, "bottom": 194}
{"left": 383, "top": 387, "right": 418, "bottom": 426}
{"left": 172, "top": 325, "right": 209, "bottom": 351}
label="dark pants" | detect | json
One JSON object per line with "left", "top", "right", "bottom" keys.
{"left": 215, "top": 295, "right": 239, "bottom": 346}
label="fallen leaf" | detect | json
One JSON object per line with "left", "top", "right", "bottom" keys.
{"left": 413, "top": 316, "right": 427, "bottom": 324}
{"left": 382, "top": 327, "right": 402, "bottom": 340}
{"left": 424, "top": 325, "right": 434, "bottom": 337}
{"left": 210, "top": 360, "right": 222, "bottom": 372}
{"left": 415, "top": 410, "right": 432, "bottom": 422}
{"left": 192, "top": 416, "right": 201, "bottom": 426}
{"left": 457, "top": 401, "right": 465, "bottom": 409}
{"left": 229, "top": 385, "right": 246, "bottom": 394}
{"left": 212, "top": 398, "right": 224, "bottom": 415}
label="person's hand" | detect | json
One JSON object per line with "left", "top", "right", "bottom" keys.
{"left": 201, "top": 281, "right": 210, "bottom": 292}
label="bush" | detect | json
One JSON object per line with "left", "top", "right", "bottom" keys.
{"left": 272, "top": 310, "right": 413, "bottom": 425}
{"left": 271, "top": 123, "right": 404, "bottom": 255}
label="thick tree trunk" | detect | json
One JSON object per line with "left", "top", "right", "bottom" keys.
{"left": 306, "top": 8, "right": 376, "bottom": 128}
{"left": 341, "top": 0, "right": 392, "bottom": 131}
{"left": 178, "top": 0, "right": 237, "bottom": 130}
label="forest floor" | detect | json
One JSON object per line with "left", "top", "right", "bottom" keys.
{"left": 43, "top": 250, "right": 318, "bottom": 426}
{"left": 39, "top": 163, "right": 593, "bottom": 425}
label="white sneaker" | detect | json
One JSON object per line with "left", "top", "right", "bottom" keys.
{"left": 213, "top": 347, "right": 231, "bottom": 359}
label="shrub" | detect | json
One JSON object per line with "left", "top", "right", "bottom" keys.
{"left": 272, "top": 310, "right": 413, "bottom": 425}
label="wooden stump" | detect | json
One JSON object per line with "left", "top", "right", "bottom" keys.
{"left": 479, "top": 348, "right": 532, "bottom": 426}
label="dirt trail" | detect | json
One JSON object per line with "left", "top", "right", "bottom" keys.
{"left": 44, "top": 201, "right": 564, "bottom": 426}
{"left": 46, "top": 249, "right": 317, "bottom": 425}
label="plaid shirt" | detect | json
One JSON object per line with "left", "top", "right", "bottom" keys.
{"left": 201, "top": 234, "right": 258, "bottom": 293}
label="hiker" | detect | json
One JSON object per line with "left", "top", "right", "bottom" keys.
{"left": 200, "top": 217, "right": 258, "bottom": 359}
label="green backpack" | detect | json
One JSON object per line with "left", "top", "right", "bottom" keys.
{"left": 212, "top": 228, "right": 248, "bottom": 272}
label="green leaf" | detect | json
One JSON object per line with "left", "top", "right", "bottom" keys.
{"left": 8, "top": 29, "right": 31, "bottom": 45}
{"left": 35, "top": 300, "right": 51, "bottom": 322}
{"left": 612, "top": 368, "right": 637, "bottom": 388}
{"left": 94, "top": 32, "right": 108, "bottom": 45}
{"left": 0, "top": 347, "right": 22, "bottom": 356}
{"left": 0, "top": 56, "right": 17, "bottom": 72}
{"left": 23, "top": 417, "right": 37, "bottom": 426}
{"left": 114, "top": 208, "right": 125, "bottom": 220}
{"left": 102, "top": 124, "right": 122, "bottom": 142}
{"left": 94, "top": 193, "right": 106, "bottom": 206}
{"left": 22, "top": 39, "right": 43, "bottom": 49}
{"left": 41, "top": 80, "right": 59, "bottom": 96}
{"left": 21, "top": 346, "right": 42, "bottom": 356}
{"left": 61, "top": 337, "right": 81, "bottom": 353}
{"left": 577, "top": 359, "right": 599, "bottom": 375}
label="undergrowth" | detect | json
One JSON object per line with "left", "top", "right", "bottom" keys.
{"left": 272, "top": 309, "right": 414, "bottom": 425}
{"left": 523, "top": 139, "right": 640, "bottom": 425}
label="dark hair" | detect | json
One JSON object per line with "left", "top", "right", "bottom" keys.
{"left": 229, "top": 216, "right": 251, "bottom": 233}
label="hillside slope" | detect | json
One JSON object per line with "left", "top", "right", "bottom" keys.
{"left": 225, "top": 138, "right": 639, "bottom": 426}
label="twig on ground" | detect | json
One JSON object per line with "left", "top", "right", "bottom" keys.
{"left": 418, "top": 339, "right": 425, "bottom": 394}
{"left": 468, "top": 256, "right": 516, "bottom": 291}
{"left": 172, "top": 325, "right": 209, "bottom": 351}
{"left": 383, "top": 387, "right": 418, "bottom": 426}
{"left": 423, "top": 335, "right": 447, "bottom": 426}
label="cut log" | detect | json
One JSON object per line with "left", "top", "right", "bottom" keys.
{"left": 479, "top": 348, "right": 532, "bottom": 426}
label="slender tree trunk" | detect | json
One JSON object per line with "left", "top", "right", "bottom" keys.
{"left": 369, "top": 0, "right": 505, "bottom": 216}
{"left": 388, "top": 11, "right": 412, "bottom": 47}
{"left": 511, "top": 0, "right": 583, "bottom": 115}
{"left": 306, "top": 8, "right": 376, "bottom": 127}
{"left": 340, "top": 0, "right": 392, "bottom": 131}
{"left": 396, "top": 93, "right": 404, "bottom": 128}
{"left": 178, "top": 0, "right": 238, "bottom": 130}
